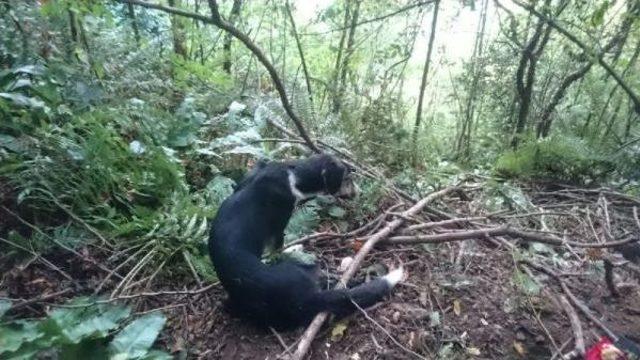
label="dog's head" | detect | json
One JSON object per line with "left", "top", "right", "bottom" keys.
{"left": 289, "top": 154, "right": 357, "bottom": 200}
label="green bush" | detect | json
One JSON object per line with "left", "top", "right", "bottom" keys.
{"left": 495, "top": 135, "right": 615, "bottom": 183}
{"left": 3, "top": 110, "right": 182, "bottom": 228}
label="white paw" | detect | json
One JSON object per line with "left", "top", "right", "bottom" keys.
{"left": 383, "top": 267, "right": 404, "bottom": 287}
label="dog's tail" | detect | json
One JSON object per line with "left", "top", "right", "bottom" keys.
{"left": 312, "top": 268, "right": 403, "bottom": 318}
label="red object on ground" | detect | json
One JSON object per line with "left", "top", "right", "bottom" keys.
{"left": 585, "top": 337, "right": 626, "bottom": 360}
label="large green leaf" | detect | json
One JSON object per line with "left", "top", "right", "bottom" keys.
{"left": 205, "top": 176, "right": 235, "bottom": 206}
{"left": 108, "top": 313, "right": 166, "bottom": 359}
{"left": 50, "top": 303, "right": 131, "bottom": 344}
{"left": 0, "top": 321, "right": 42, "bottom": 355}
{"left": 328, "top": 206, "right": 346, "bottom": 218}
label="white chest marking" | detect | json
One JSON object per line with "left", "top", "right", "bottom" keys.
{"left": 288, "top": 171, "right": 320, "bottom": 204}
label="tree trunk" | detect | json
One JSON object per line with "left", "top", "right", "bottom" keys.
{"left": 511, "top": 0, "right": 571, "bottom": 148}
{"left": 222, "top": 0, "right": 243, "bottom": 73}
{"left": 68, "top": 10, "right": 78, "bottom": 43}
{"left": 329, "top": 2, "right": 351, "bottom": 112}
{"left": 167, "top": 0, "right": 187, "bottom": 59}
{"left": 595, "top": 33, "right": 640, "bottom": 131}
{"left": 333, "top": 0, "right": 361, "bottom": 113}
{"left": 410, "top": 0, "right": 440, "bottom": 165}
{"left": 511, "top": 14, "right": 549, "bottom": 148}
{"left": 536, "top": 62, "right": 592, "bottom": 138}
{"left": 456, "top": 0, "right": 489, "bottom": 159}
{"left": 127, "top": 3, "right": 140, "bottom": 46}
{"left": 285, "top": 1, "right": 313, "bottom": 106}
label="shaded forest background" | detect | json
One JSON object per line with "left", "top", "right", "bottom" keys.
{"left": 1, "top": 0, "right": 640, "bottom": 359}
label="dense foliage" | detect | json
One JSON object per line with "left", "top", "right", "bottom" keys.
{"left": 1, "top": 0, "right": 639, "bottom": 356}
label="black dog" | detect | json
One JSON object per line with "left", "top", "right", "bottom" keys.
{"left": 208, "top": 154, "right": 403, "bottom": 330}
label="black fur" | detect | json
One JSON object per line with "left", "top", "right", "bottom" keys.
{"left": 208, "top": 154, "right": 397, "bottom": 330}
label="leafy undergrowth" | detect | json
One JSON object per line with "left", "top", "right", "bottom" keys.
{"left": 1, "top": 57, "right": 639, "bottom": 359}
{"left": 0, "top": 298, "right": 168, "bottom": 359}
{"left": 2, "top": 175, "right": 639, "bottom": 359}
{"left": 2, "top": 64, "right": 640, "bottom": 357}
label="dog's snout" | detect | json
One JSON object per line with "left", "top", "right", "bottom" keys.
{"left": 336, "top": 178, "right": 358, "bottom": 199}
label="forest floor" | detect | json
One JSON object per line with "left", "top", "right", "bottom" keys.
{"left": 2, "top": 182, "right": 640, "bottom": 359}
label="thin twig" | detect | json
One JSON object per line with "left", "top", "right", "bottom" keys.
{"left": 1, "top": 205, "right": 119, "bottom": 277}
{"left": 5, "top": 289, "right": 72, "bottom": 312}
{"left": 0, "top": 236, "right": 73, "bottom": 281}
{"left": 350, "top": 299, "right": 428, "bottom": 360}
{"left": 270, "top": 327, "right": 292, "bottom": 355}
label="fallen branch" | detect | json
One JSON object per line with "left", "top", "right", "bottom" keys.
{"left": 5, "top": 289, "right": 72, "bottom": 312}
{"left": 283, "top": 206, "right": 396, "bottom": 250}
{"left": 291, "top": 186, "right": 459, "bottom": 360}
{"left": 558, "top": 295, "right": 585, "bottom": 357}
{"left": 385, "top": 225, "right": 639, "bottom": 248}
{"left": 521, "top": 260, "right": 618, "bottom": 340}
{"left": 403, "top": 216, "right": 485, "bottom": 233}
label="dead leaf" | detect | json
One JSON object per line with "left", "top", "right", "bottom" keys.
{"left": 601, "top": 344, "right": 624, "bottom": 360}
{"left": 392, "top": 311, "right": 400, "bottom": 323}
{"left": 419, "top": 291, "right": 428, "bottom": 307}
{"left": 466, "top": 347, "right": 481, "bottom": 356}
{"left": 351, "top": 239, "right": 364, "bottom": 252}
{"left": 453, "top": 299, "right": 462, "bottom": 316}
{"left": 513, "top": 341, "right": 526, "bottom": 357}
{"left": 330, "top": 321, "right": 348, "bottom": 342}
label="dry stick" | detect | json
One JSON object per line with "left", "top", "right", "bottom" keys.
{"left": 35, "top": 188, "right": 112, "bottom": 246}
{"left": 522, "top": 261, "right": 618, "bottom": 341}
{"left": 116, "top": 0, "right": 319, "bottom": 153}
{"left": 44, "top": 283, "right": 218, "bottom": 309}
{"left": 182, "top": 250, "right": 203, "bottom": 287}
{"left": 284, "top": 201, "right": 404, "bottom": 250}
{"left": 291, "top": 186, "right": 458, "bottom": 360}
{"left": 94, "top": 241, "right": 154, "bottom": 294}
{"left": 403, "top": 216, "right": 485, "bottom": 233}
{"left": 350, "top": 300, "right": 428, "bottom": 360}
{"left": 7, "top": 289, "right": 73, "bottom": 312}
{"left": 270, "top": 327, "right": 292, "bottom": 355}
{"left": 1, "top": 205, "right": 119, "bottom": 278}
{"left": 558, "top": 295, "right": 586, "bottom": 357}
{"left": 110, "top": 248, "right": 156, "bottom": 299}
{"left": 385, "top": 225, "right": 639, "bottom": 248}
{"left": 0, "top": 236, "right": 73, "bottom": 281}
{"left": 633, "top": 207, "right": 640, "bottom": 231}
